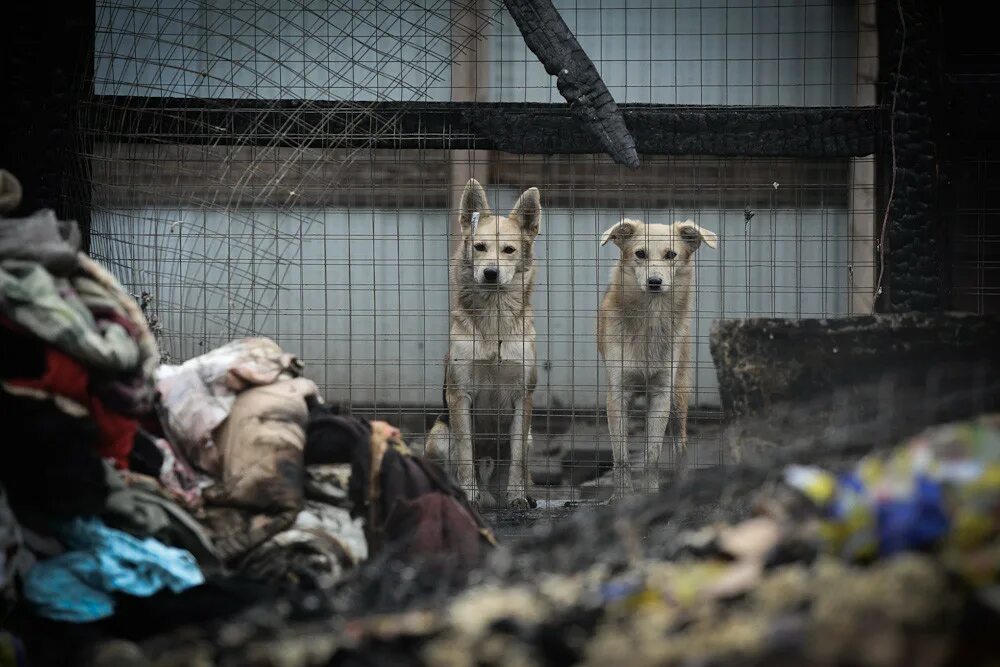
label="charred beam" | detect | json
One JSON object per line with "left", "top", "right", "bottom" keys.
{"left": 85, "top": 98, "right": 881, "bottom": 159}
{"left": 502, "top": 0, "right": 639, "bottom": 168}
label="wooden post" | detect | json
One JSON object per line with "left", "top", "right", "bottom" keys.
{"left": 849, "top": 0, "right": 878, "bottom": 314}
{"left": 449, "top": 0, "right": 492, "bottom": 246}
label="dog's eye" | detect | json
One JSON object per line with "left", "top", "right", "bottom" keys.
{"left": 634, "top": 249, "right": 646, "bottom": 260}
{"left": 502, "top": 246, "right": 516, "bottom": 254}
{"left": 664, "top": 250, "right": 677, "bottom": 260}
{"left": 473, "top": 242, "right": 487, "bottom": 252}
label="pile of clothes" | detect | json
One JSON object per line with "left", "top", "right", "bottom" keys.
{"left": 0, "top": 170, "right": 494, "bottom": 665}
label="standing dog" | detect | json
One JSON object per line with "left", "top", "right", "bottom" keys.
{"left": 597, "top": 218, "right": 718, "bottom": 499}
{"left": 425, "top": 179, "right": 541, "bottom": 510}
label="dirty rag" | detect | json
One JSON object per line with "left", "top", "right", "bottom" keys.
{"left": 237, "top": 500, "right": 367, "bottom": 589}
{"left": 0, "top": 261, "right": 141, "bottom": 375}
{"left": 199, "top": 377, "right": 317, "bottom": 561}
{"left": 23, "top": 517, "right": 204, "bottom": 623}
{"left": 154, "top": 337, "right": 304, "bottom": 475}
{"left": 348, "top": 421, "right": 496, "bottom": 561}
{"left": 101, "top": 463, "right": 222, "bottom": 571}
{"left": 0, "top": 208, "right": 81, "bottom": 275}
{"left": 5, "top": 345, "right": 137, "bottom": 468}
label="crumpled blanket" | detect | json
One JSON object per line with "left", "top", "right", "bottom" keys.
{"left": 23, "top": 517, "right": 204, "bottom": 623}
{"left": 305, "top": 402, "right": 376, "bottom": 465}
{"left": 198, "top": 377, "right": 318, "bottom": 561}
{"left": 0, "top": 261, "right": 140, "bottom": 374}
{"left": 75, "top": 255, "right": 160, "bottom": 416}
{"left": 101, "top": 464, "right": 222, "bottom": 571}
{"left": 129, "top": 428, "right": 209, "bottom": 509}
{"left": 237, "top": 500, "right": 367, "bottom": 589}
{"left": 5, "top": 345, "right": 137, "bottom": 468}
{"left": 304, "top": 464, "right": 352, "bottom": 505}
{"left": 348, "top": 421, "right": 496, "bottom": 562}
{"left": 154, "top": 337, "right": 304, "bottom": 475}
{"left": 0, "top": 169, "right": 79, "bottom": 276}
{"left": 0, "top": 208, "right": 81, "bottom": 276}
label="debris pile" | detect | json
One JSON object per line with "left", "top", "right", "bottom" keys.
{"left": 132, "top": 416, "right": 1000, "bottom": 667}
{"left": 0, "top": 170, "right": 493, "bottom": 666}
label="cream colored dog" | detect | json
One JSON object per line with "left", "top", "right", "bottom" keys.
{"left": 425, "top": 178, "right": 542, "bottom": 510}
{"left": 597, "top": 218, "right": 718, "bottom": 499}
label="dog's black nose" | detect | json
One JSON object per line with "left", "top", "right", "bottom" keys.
{"left": 647, "top": 277, "right": 663, "bottom": 290}
{"left": 483, "top": 267, "right": 499, "bottom": 282}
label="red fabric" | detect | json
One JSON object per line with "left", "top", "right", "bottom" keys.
{"left": 7, "top": 347, "right": 136, "bottom": 469}
{"left": 383, "top": 493, "right": 486, "bottom": 561}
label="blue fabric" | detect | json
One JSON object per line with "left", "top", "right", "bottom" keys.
{"left": 876, "top": 475, "right": 950, "bottom": 555}
{"left": 24, "top": 517, "right": 204, "bottom": 622}
{"left": 600, "top": 578, "right": 641, "bottom": 603}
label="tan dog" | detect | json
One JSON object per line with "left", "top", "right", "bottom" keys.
{"left": 425, "top": 178, "right": 542, "bottom": 510}
{"left": 597, "top": 218, "right": 718, "bottom": 499}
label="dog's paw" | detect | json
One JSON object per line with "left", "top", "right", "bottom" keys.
{"left": 472, "top": 490, "right": 498, "bottom": 512}
{"left": 605, "top": 490, "right": 630, "bottom": 505}
{"left": 506, "top": 495, "right": 533, "bottom": 511}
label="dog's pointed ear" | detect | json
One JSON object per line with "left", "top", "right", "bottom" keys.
{"left": 459, "top": 178, "right": 491, "bottom": 233}
{"left": 678, "top": 220, "right": 718, "bottom": 250}
{"left": 509, "top": 187, "right": 541, "bottom": 237}
{"left": 600, "top": 219, "right": 639, "bottom": 247}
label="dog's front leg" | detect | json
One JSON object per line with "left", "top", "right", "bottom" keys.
{"left": 447, "top": 390, "right": 478, "bottom": 499}
{"left": 507, "top": 393, "right": 533, "bottom": 510}
{"left": 642, "top": 390, "right": 672, "bottom": 494}
{"left": 606, "top": 381, "right": 633, "bottom": 500}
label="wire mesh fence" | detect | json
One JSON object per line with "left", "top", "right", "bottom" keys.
{"left": 83, "top": 0, "right": 879, "bottom": 512}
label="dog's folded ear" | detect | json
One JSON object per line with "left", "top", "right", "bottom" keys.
{"left": 509, "top": 187, "right": 541, "bottom": 237}
{"left": 459, "top": 178, "right": 492, "bottom": 232}
{"left": 677, "top": 220, "right": 719, "bottom": 250}
{"left": 600, "top": 219, "right": 640, "bottom": 247}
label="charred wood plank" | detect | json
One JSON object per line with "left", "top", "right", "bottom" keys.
{"left": 502, "top": 0, "right": 639, "bottom": 168}
{"left": 86, "top": 98, "right": 880, "bottom": 159}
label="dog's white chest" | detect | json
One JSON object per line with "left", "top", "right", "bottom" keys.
{"left": 451, "top": 336, "right": 534, "bottom": 364}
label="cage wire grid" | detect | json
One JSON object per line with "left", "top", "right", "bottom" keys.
{"left": 83, "top": 0, "right": 878, "bottom": 516}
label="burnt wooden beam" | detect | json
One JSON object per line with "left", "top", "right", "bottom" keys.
{"left": 502, "top": 0, "right": 639, "bottom": 168}
{"left": 86, "top": 97, "right": 881, "bottom": 159}
{"left": 875, "top": 0, "right": 945, "bottom": 312}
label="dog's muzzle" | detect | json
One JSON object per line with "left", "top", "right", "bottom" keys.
{"left": 647, "top": 277, "right": 663, "bottom": 292}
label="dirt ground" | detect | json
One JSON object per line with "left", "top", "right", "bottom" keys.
{"left": 373, "top": 408, "right": 725, "bottom": 539}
